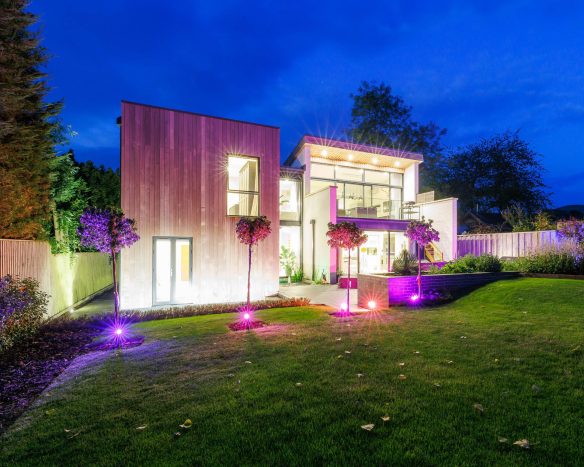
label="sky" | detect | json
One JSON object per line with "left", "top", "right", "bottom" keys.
{"left": 31, "top": 0, "right": 584, "bottom": 207}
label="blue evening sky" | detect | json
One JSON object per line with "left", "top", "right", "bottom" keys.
{"left": 32, "top": 1, "right": 584, "bottom": 207}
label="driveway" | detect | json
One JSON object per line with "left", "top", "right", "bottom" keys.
{"left": 279, "top": 283, "right": 367, "bottom": 311}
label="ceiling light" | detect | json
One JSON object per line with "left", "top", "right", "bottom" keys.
{"left": 372, "top": 157, "right": 379, "bottom": 164}
{"left": 347, "top": 153, "right": 354, "bottom": 161}
{"left": 320, "top": 149, "right": 328, "bottom": 157}
{"left": 395, "top": 160, "right": 401, "bottom": 167}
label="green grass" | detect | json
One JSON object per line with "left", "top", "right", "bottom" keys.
{"left": 2, "top": 278, "right": 583, "bottom": 466}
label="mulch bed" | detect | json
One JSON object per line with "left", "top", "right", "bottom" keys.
{"left": 228, "top": 320, "right": 267, "bottom": 331}
{"left": 329, "top": 311, "right": 359, "bottom": 318}
{"left": 0, "top": 319, "right": 102, "bottom": 434}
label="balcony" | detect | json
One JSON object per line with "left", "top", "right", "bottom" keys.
{"left": 337, "top": 200, "right": 420, "bottom": 221}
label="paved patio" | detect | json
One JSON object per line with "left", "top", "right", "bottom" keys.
{"left": 279, "top": 283, "right": 367, "bottom": 311}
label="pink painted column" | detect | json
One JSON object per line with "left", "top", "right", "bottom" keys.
{"left": 329, "top": 186, "right": 338, "bottom": 283}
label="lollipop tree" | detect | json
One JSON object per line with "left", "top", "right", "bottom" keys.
{"left": 405, "top": 217, "right": 440, "bottom": 299}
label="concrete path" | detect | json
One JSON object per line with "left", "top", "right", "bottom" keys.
{"left": 72, "top": 289, "right": 114, "bottom": 317}
{"left": 279, "top": 283, "right": 367, "bottom": 312}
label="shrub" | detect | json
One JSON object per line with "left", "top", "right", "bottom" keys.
{"left": 439, "top": 254, "right": 502, "bottom": 274}
{"left": 0, "top": 275, "right": 48, "bottom": 352}
{"left": 392, "top": 249, "right": 418, "bottom": 275}
{"left": 502, "top": 242, "right": 584, "bottom": 275}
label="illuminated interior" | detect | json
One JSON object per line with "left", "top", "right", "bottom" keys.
{"left": 227, "top": 155, "right": 259, "bottom": 216}
{"left": 279, "top": 179, "right": 300, "bottom": 221}
{"left": 279, "top": 226, "right": 301, "bottom": 276}
{"left": 153, "top": 237, "right": 192, "bottom": 304}
{"left": 339, "top": 231, "right": 408, "bottom": 274}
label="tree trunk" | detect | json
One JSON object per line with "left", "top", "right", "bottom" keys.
{"left": 247, "top": 244, "right": 252, "bottom": 309}
{"left": 112, "top": 250, "right": 119, "bottom": 323}
{"left": 346, "top": 248, "right": 351, "bottom": 314}
{"left": 417, "top": 243, "right": 422, "bottom": 297}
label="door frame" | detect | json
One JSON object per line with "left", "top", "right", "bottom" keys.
{"left": 152, "top": 236, "right": 193, "bottom": 306}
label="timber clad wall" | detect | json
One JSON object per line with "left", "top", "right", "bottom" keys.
{"left": 120, "top": 102, "right": 280, "bottom": 309}
{"left": 458, "top": 230, "right": 558, "bottom": 258}
{"left": 0, "top": 239, "right": 112, "bottom": 317}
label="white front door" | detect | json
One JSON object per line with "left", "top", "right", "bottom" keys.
{"left": 153, "top": 237, "right": 192, "bottom": 305}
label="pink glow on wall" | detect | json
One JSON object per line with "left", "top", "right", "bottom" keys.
{"left": 329, "top": 185, "right": 338, "bottom": 282}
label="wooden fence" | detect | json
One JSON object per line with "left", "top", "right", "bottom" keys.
{"left": 0, "top": 239, "right": 112, "bottom": 318}
{"left": 457, "top": 230, "right": 559, "bottom": 258}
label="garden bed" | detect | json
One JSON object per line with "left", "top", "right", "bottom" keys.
{"left": 0, "top": 319, "right": 101, "bottom": 434}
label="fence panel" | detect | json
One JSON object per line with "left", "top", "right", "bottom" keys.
{"left": 457, "top": 230, "right": 559, "bottom": 258}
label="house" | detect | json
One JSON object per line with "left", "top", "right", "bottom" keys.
{"left": 119, "top": 101, "right": 457, "bottom": 309}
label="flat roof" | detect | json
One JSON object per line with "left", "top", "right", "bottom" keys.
{"left": 285, "top": 135, "right": 423, "bottom": 166}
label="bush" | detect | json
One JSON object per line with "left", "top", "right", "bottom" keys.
{"left": 438, "top": 254, "right": 502, "bottom": 274}
{"left": 502, "top": 242, "right": 584, "bottom": 275}
{"left": 392, "top": 249, "right": 417, "bottom": 275}
{"left": 0, "top": 275, "right": 48, "bottom": 352}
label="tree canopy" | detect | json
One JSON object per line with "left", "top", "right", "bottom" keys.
{"left": 346, "top": 81, "right": 446, "bottom": 193}
{"left": 444, "top": 132, "right": 549, "bottom": 214}
{"left": 0, "top": 0, "right": 63, "bottom": 239}
{"left": 74, "top": 155, "right": 121, "bottom": 209}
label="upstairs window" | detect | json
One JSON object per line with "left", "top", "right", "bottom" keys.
{"left": 227, "top": 155, "right": 259, "bottom": 216}
{"left": 280, "top": 179, "right": 300, "bottom": 221}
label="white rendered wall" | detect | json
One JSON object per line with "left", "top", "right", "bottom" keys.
{"left": 302, "top": 186, "right": 337, "bottom": 282}
{"left": 403, "top": 163, "right": 419, "bottom": 202}
{"left": 418, "top": 197, "right": 458, "bottom": 261}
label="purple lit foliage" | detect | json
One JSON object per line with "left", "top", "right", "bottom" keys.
{"left": 0, "top": 275, "right": 48, "bottom": 351}
{"left": 405, "top": 217, "right": 440, "bottom": 297}
{"left": 557, "top": 218, "right": 584, "bottom": 244}
{"left": 327, "top": 221, "right": 367, "bottom": 315}
{"left": 235, "top": 216, "right": 272, "bottom": 312}
{"left": 78, "top": 208, "right": 139, "bottom": 323}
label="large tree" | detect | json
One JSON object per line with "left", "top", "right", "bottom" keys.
{"left": 74, "top": 155, "right": 121, "bottom": 209}
{"left": 346, "top": 81, "right": 447, "bottom": 193}
{"left": 0, "top": 0, "right": 63, "bottom": 239}
{"left": 444, "top": 132, "right": 549, "bottom": 214}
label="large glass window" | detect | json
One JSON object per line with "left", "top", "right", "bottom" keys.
{"left": 311, "top": 163, "right": 335, "bottom": 179}
{"left": 279, "top": 226, "right": 301, "bottom": 276}
{"left": 280, "top": 179, "right": 300, "bottom": 221}
{"left": 335, "top": 165, "right": 363, "bottom": 182}
{"left": 310, "top": 179, "right": 334, "bottom": 194}
{"left": 365, "top": 170, "right": 389, "bottom": 184}
{"left": 227, "top": 155, "right": 259, "bottom": 216}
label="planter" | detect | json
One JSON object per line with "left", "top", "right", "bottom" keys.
{"left": 338, "top": 277, "right": 358, "bottom": 289}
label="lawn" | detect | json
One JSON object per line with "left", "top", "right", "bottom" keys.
{"left": 1, "top": 278, "right": 583, "bottom": 466}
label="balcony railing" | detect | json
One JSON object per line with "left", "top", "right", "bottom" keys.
{"left": 337, "top": 200, "right": 420, "bottom": 220}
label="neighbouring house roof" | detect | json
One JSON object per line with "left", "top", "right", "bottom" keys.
{"left": 284, "top": 135, "right": 424, "bottom": 167}
{"left": 459, "top": 210, "right": 510, "bottom": 233}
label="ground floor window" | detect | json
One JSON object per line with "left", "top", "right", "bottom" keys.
{"left": 279, "top": 226, "right": 301, "bottom": 276}
{"left": 153, "top": 237, "right": 192, "bottom": 305}
{"left": 339, "top": 230, "right": 408, "bottom": 275}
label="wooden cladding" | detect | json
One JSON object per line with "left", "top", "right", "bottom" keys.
{"left": 120, "top": 102, "right": 280, "bottom": 309}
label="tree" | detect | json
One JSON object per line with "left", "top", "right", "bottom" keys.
{"left": 557, "top": 218, "right": 584, "bottom": 244}
{"left": 74, "top": 155, "right": 121, "bottom": 208}
{"left": 326, "top": 221, "right": 367, "bottom": 314}
{"left": 49, "top": 152, "right": 88, "bottom": 253}
{"left": 78, "top": 208, "right": 139, "bottom": 323}
{"left": 346, "top": 81, "right": 447, "bottom": 193}
{"left": 445, "top": 132, "right": 549, "bottom": 214}
{"left": 0, "top": 0, "right": 63, "bottom": 239}
{"left": 235, "top": 216, "right": 272, "bottom": 312}
{"left": 405, "top": 217, "right": 440, "bottom": 298}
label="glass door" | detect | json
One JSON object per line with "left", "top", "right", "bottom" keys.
{"left": 153, "top": 237, "right": 192, "bottom": 305}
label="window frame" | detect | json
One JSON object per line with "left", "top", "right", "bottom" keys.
{"left": 226, "top": 154, "right": 261, "bottom": 217}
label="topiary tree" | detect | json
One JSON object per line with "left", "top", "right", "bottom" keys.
{"left": 78, "top": 208, "right": 139, "bottom": 323}
{"left": 236, "top": 216, "right": 272, "bottom": 311}
{"left": 405, "top": 217, "right": 440, "bottom": 298}
{"left": 326, "top": 221, "right": 367, "bottom": 314}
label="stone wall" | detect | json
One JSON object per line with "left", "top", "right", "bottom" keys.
{"left": 358, "top": 272, "right": 520, "bottom": 307}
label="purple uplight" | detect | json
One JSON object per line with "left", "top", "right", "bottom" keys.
{"left": 410, "top": 294, "right": 420, "bottom": 302}
{"left": 340, "top": 302, "right": 348, "bottom": 312}
{"left": 243, "top": 312, "right": 250, "bottom": 320}
{"left": 115, "top": 328, "right": 123, "bottom": 336}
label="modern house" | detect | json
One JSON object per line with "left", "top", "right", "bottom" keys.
{"left": 119, "top": 101, "right": 457, "bottom": 309}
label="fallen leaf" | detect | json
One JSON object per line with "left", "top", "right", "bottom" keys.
{"left": 179, "top": 419, "right": 193, "bottom": 429}
{"left": 67, "top": 431, "right": 81, "bottom": 440}
{"left": 399, "top": 362, "right": 405, "bottom": 367}
{"left": 447, "top": 360, "right": 454, "bottom": 365}
{"left": 531, "top": 384, "right": 541, "bottom": 393}
{"left": 64, "top": 429, "right": 71, "bottom": 433}
{"left": 346, "top": 324, "right": 351, "bottom": 327}
{"left": 381, "top": 415, "right": 390, "bottom": 422}
{"left": 460, "top": 336, "right": 467, "bottom": 339}
{"left": 433, "top": 382, "right": 441, "bottom": 388}
{"left": 498, "top": 436, "right": 509, "bottom": 443}
{"left": 571, "top": 345, "right": 581, "bottom": 353}
{"left": 513, "top": 439, "right": 530, "bottom": 449}
{"left": 291, "top": 332, "right": 297, "bottom": 336}
{"left": 174, "top": 432, "right": 181, "bottom": 438}
{"left": 494, "top": 358, "right": 500, "bottom": 364}
{"left": 244, "top": 361, "right": 252, "bottom": 364}
{"left": 136, "top": 425, "right": 148, "bottom": 430}
{"left": 357, "top": 373, "right": 364, "bottom": 378}
{"left": 413, "top": 351, "right": 420, "bottom": 355}
{"left": 295, "top": 382, "right": 302, "bottom": 387}
{"left": 45, "top": 409, "right": 56, "bottom": 416}
{"left": 473, "top": 403, "right": 484, "bottom": 414}
{"left": 398, "top": 374, "right": 407, "bottom": 381}
{"left": 337, "top": 355, "right": 343, "bottom": 359}
{"left": 345, "top": 350, "right": 351, "bottom": 354}
{"left": 361, "top": 424, "right": 375, "bottom": 431}
{"left": 336, "top": 337, "right": 342, "bottom": 341}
